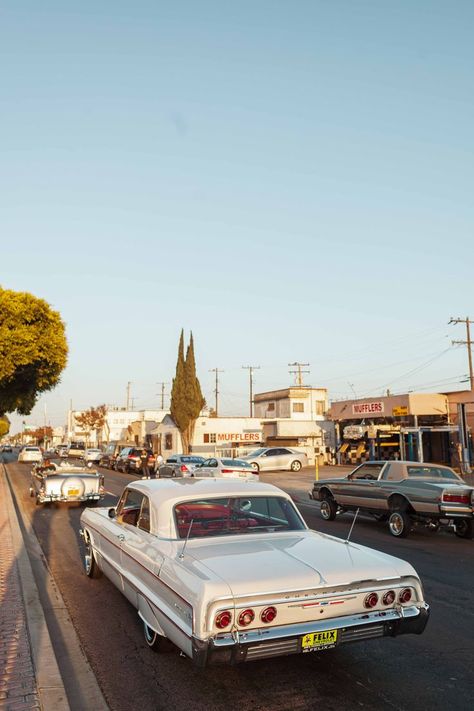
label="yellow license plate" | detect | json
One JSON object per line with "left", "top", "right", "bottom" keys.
{"left": 301, "top": 630, "right": 338, "bottom": 652}
{"left": 68, "top": 489, "right": 80, "bottom": 497}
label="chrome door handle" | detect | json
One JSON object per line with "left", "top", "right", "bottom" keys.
{"left": 117, "top": 534, "right": 125, "bottom": 542}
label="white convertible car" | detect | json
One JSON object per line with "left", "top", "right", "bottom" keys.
{"left": 80, "top": 479, "right": 429, "bottom": 666}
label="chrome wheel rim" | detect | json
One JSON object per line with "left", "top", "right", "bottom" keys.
{"left": 144, "top": 623, "right": 157, "bottom": 646}
{"left": 389, "top": 513, "right": 403, "bottom": 536}
{"left": 291, "top": 461, "right": 301, "bottom": 471}
{"left": 84, "top": 539, "right": 92, "bottom": 574}
{"left": 320, "top": 501, "right": 331, "bottom": 520}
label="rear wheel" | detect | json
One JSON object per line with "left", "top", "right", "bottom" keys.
{"left": 320, "top": 496, "right": 338, "bottom": 521}
{"left": 454, "top": 518, "right": 473, "bottom": 539}
{"left": 388, "top": 510, "right": 412, "bottom": 538}
{"left": 290, "top": 460, "right": 302, "bottom": 472}
{"left": 143, "top": 621, "right": 162, "bottom": 651}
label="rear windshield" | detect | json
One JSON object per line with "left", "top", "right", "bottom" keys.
{"left": 174, "top": 495, "right": 305, "bottom": 539}
{"left": 180, "top": 456, "right": 205, "bottom": 463}
{"left": 26, "top": 447, "right": 40, "bottom": 451}
{"left": 221, "top": 459, "right": 253, "bottom": 469}
{"left": 406, "top": 466, "right": 460, "bottom": 481}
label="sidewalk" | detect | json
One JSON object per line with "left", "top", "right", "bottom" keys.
{"left": 0, "top": 466, "right": 69, "bottom": 711}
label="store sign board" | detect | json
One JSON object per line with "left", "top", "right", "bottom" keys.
{"left": 392, "top": 406, "right": 409, "bottom": 417}
{"left": 352, "top": 402, "right": 384, "bottom": 415}
{"left": 217, "top": 433, "right": 261, "bottom": 442}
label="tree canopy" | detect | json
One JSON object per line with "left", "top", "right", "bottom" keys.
{"left": 74, "top": 404, "right": 108, "bottom": 444}
{"left": 170, "top": 330, "right": 205, "bottom": 453}
{"left": 0, "top": 416, "right": 10, "bottom": 438}
{"left": 0, "top": 287, "right": 68, "bottom": 416}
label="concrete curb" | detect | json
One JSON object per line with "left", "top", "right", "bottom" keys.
{"left": 2, "top": 463, "right": 70, "bottom": 711}
{"left": 3, "top": 463, "right": 109, "bottom": 711}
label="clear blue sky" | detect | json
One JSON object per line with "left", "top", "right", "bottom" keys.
{"left": 1, "top": 1, "right": 473, "bottom": 430}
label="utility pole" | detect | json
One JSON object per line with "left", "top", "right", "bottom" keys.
{"left": 449, "top": 317, "right": 474, "bottom": 391}
{"left": 156, "top": 382, "right": 169, "bottom": 410}
{"left": 209, "top": 368, "right": 224, "bottom": 417}
{"left": 242, "top": 365, "right": 260, "bottom": 417}
{"left": 288, "top": 362, "right": 310, "bottom": 387}
{"left": 126, "top": 381, "right": 132, "bottom": 410}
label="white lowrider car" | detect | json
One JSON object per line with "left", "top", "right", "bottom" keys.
{"left": 80, "top": 479, "right": 429, "bottom": 666}
{"left": 30, "top": 461, "right": 105, "bottom": 505}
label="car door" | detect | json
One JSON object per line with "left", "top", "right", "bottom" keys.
{"left": 277, "top": 448, "right": 295, "bottom": 470}
{"left": 195, "top": 459, "right": 212, "bottom": 477}
{"left": 160, "top": 456, "right": 177, "bottom": 478}
{"left": 259, "top": 449, "right": 278, "bottom": 471}
{"left": 119, "top": 493, "right": 165, "bottom": 607}
{"left": 338, "top": 463, "right": 386, "bottom": 508}
{"left": 93, "top": 487, "right": 134, "bottom": 589}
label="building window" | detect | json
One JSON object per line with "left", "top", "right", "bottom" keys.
{"left": 267, "top": 403, "right": 275, "bottom": 411}
{"left": 203, "top": 433, "right": 216, "bottom": 444}
{"left": 292, "top": 403, "right": 304, "bottom": 413}
{"left": 165, "top": 433, "right": 173, "bottom": 450}
{"left": 210, "top": 433, "right": 216, "bottom": 443}
{"left": 315, "top": 401, "right": 325, "bottom": 416}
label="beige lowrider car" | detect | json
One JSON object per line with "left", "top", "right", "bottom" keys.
{"left": 310, "top": 460, "right": 474, "bottom": 539}
{"left": 80, "top": 478, "right": 429, "bottom": 666}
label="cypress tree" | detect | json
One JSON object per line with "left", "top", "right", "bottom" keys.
{"left": 170, "top": 330, "right": 189, "bottom": 446}
{"left": 184, "top": 332, "right": 205, "bottom": 450}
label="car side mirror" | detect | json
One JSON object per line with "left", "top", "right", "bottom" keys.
{"left": 347, "top": 473, "right": 354, "bottom": 480}
{"left": 108, "top": 507, "right": 116, "bottom": 518}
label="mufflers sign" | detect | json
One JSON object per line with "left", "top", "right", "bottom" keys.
{"left": 352, "top": 401, "right": 384, "bottom": 415}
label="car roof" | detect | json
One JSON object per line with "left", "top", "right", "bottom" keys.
{"left": 128, "top": 477, "right": 287, "bottom": 507}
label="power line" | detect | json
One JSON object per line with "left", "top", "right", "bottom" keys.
{"left": 449, "top": 316, "right": 474, "bottom": 391}
{"left": 242, "top": 365, "right": 260, "bottom": 417}
{"left": 208, "top": 368, "right": 224, "bottom": 416}
{"left": 155, "top": 382, "right": 169, "bottom": 410}
{"left": 288, "top": 362, "right": 310, "bottom": 387}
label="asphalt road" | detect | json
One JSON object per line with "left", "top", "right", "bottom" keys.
{"left": 4, "top": 455, "right": 474, "bottom": 711}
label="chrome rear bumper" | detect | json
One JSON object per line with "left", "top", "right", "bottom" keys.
{"left": 192, "top": 603, "right": 429, "bottom": 666}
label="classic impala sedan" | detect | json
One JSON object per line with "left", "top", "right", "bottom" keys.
{"left": 310, "top": 461, "right": 474, "bottom": 539}
{"left": 80, "top": 479, "right": 429, "bottom": 666}
{"left": 30, "top": 461, "right": 105, "bottom": 506}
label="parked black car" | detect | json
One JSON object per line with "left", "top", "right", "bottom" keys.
{"left": 115, "top": 447, "right": 156, "bottom": 474}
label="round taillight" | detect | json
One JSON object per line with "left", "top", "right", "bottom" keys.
{"left": 382, "top": 590, "right": 396, "bottom": 605}
{"left": 238, "top": 609, "right": 255, "bottom": 627}
{"left": 364, "top": 592, "right": 379, "bottom": 609}
{"left": 260, "top": 606, "right": 277, "bottom": 624}
{"left": 215, "top": 610, "right": 232, "bottom": 629}
{"left": 399, "top": 588, "right": 412, "bottom": 604}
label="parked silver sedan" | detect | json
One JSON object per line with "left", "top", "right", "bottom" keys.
{"left": 241, "top": 447, "right": 308, "bottom": 472}
{"left": 194, "top": 458, "right": 258, "bottom": 480}
{"left": 158, "top": 455, "right": 205, "bottom": 478}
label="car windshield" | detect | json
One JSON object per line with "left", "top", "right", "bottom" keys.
{"left": 174, "top": 495, "right": 305, "bottom": 539}
{"left": 180, "top": 456, "right": 205, "bottom": 463}
{"left": 406, "top": 466, "right": 460, "bottom": 481}
{"left": 246, "top": 448, "right": 267, "bottom": 457}
{"left": 221, "top": 459, "right": 253, "bottom": 469}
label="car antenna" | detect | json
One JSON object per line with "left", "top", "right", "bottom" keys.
{"left": 344, "top": 508, "right": 360, "bottom": 545}
{"left": 179, "top": 519, "right": 194, "bottom": 559}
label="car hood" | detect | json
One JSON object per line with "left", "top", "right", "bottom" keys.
{"left": 184, "top": 531, "right": 414, "bottom": 597}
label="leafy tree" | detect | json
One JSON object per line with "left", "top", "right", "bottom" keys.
{"left": 74, "top": 404, "right": 108, "bottom": 445}
{"left": 29, "top": 426, "right": 53, "bottom": 446}
{"left": 0, "top": 416, "right": 10, "bottom": 438}
{"left": 0, "top": 287, "right": 68, "bottom": 416}
{"left": 170, "top": 330, "right": 205, "bottom": 453}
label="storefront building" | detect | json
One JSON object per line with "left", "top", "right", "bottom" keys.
{"left": 329, "top": 393, "right": 460, "bottom": 466}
